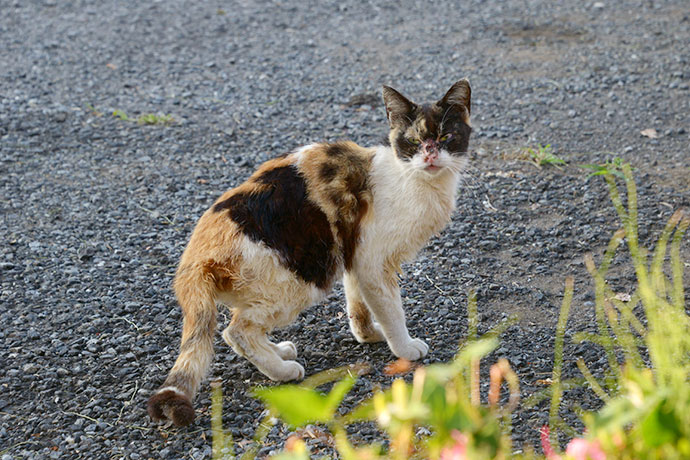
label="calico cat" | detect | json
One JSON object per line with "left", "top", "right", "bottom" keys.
{"left": 147, "top": 79, "right": 472, "bottom": 426}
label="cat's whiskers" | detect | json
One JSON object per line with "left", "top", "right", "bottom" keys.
{"left": 444, "top": 156, "right": 482, "bottom": 191}
{"left": 439, "top": 106, "right": 453, "bottom": 134}
{"left": 455, "top": 164, "right": 484, "bottom": 202}
{"left": 443, "top": 154, "right": 468, "bottom": 173}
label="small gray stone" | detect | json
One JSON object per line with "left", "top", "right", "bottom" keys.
{"left": 23, "top": 363, "right": 39, "bottom": 374}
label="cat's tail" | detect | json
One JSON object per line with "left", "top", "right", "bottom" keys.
{"left": 147, "top": 265, "right": 218, "bottom": 427}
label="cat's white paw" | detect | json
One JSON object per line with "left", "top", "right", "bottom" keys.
{"left": 266, "top": 360, "right": 305, "bottom": 382}
{"left": 274, "top": 341, "right": 298, "bottom": 360}
{"left": 392, "top": 338, "right": 429, "bottom": 361}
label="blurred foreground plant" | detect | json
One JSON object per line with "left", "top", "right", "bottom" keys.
{"left": 540, "top": 162, "right": 690, "bottom": 459}
{"left": 257, "top": 304, "right": 519, "bottom": 459}
{"left": 208, "top": 295, "right": 520, "bottom": 459}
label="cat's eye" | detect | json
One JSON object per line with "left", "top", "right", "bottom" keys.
{"left": 407, "top": 138, "right": 421, "bottom": 145}
{"left": 439, "top": 134, "right": 452, "bottom": 142}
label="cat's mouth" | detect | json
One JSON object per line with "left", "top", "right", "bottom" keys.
{"left": 419, "top": 141, "right": 443, "bottom": 173}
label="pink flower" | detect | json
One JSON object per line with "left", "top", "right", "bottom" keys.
{"left": 440, "top": 430, "right": 468, "bottom": 460}
{"left": 540, "top": 425, "right": 560, "bottom": 460}
{"left": 565, "top": 438, "right": 606, "bottom": 460}
{"left": 541, "top": 425, "right": 606, "bottom": 460}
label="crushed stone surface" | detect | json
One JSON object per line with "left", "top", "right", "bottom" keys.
{"left": 1, "top": 1, "right": 688, "bottom": 458}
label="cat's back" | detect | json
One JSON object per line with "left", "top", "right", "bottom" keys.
{"left": 182, "top": 142, "right": 374, "bottom": 290}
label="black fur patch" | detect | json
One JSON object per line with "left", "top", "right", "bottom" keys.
{"left": 437, "top": 100, "right": 471, "bottom": 154}
{"left": 319, "top": 162, "right": 339, "bottom": 182}
{"left": 444, "top": 121, "right": 471, "bottom": 155}
{"left": 214, "top": 166, "right": 337, "bottom": 289}
{"left": 326, "top": 143, "right": 348, "bottom": 157}
{"left": 393, "top": 132, "right": 418, "bottom": 159}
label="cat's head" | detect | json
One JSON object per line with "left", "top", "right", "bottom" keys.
{"left": 382, "top": 79, "right": 471, "bottom": 174}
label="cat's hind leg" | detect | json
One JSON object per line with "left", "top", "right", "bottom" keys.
{"left": 222, "top": 312, "right": 304, "bottom": 381}
{"left": 223, "top": 326, "right": 297, "bottom": 360}
{"left": 147, "top": 265, "right": 218, "bottom": 427}
{"left": 270, "top": 340, "right": 298, "bottom": 360}
{"left": 343, "top": 272, "right": 385, "bottom": 343}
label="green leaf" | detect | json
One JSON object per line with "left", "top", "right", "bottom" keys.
{"left": 254, "top": 376, "right": 355, "bottom": 428}
{"left": 579, "top": 158, "right": 627, "bottom": 179}
{"left": 254, "top": 386, "right": 333, "bottom": 427}
{"left": 590, "top": 396, "right": 639, "bottom": 432}
{"left": 641, "top": 399, "right": 681, "bottom": 447}
{"left": 326, "top": 376, "right": 357, "bottom": 410}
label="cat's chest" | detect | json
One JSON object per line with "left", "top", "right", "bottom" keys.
{"left": 364, "top": 168, "right": 457, "bottom": 259}
{"left": 388, "top": 180, "right": 453, "bottom": 228}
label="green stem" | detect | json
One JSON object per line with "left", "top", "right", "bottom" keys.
{"left": 549, "top": 277, "right": 574, "bottom": 449}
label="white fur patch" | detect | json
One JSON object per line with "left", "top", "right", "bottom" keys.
{"left": 356, "top": 146, "right": 460, "bottom": 272}
{"left": 292, "top": 143, "right": 319, "bottom": 166}
{"left": 155, "top": 386, "right": 187, "bottom": 397}
{"left": 409, "top": 148, "right": 468, "bottom": 175}
{"left": 217, "top": 235, "right": 328, "bottom": 328}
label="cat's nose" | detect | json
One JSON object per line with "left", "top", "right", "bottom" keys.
{"left": 423, "top": 149, "right": 438, "bottom": 164}
{"left": 422, "top": 139, "right": 438, "bottom": 153}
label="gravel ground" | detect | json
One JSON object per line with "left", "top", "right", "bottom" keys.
{"left": 1, "top": 1, "right": 689, "bottom": 459}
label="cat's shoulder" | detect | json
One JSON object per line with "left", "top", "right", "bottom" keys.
{"left": 294, "top": 141, "right": 373, "bottom": 166}
{"left": 290, "top": 141, "right": 374, "bottom": 185}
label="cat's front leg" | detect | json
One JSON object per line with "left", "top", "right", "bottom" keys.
{"left": 344, "top": 272, "right": 385, "bottom": 343}
{"left": 354, "top": 271, "right": 429, "bottom": 361}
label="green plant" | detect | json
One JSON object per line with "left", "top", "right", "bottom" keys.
{"left": 580, "top": 157, "right": 627, "bottom": 179}
{"left": 522, "top": 144, "right": 566, "bottom": 169}
{"left": 583, "top": 165, "right": 689, "bottom": 459}
{"left": 137, "top": 113, "right": 175, "bottom": 125}
{"left": 210, "top": 300, "right": 520, "bottom": 460}
{"left": 112, "top": 110, "right": 175, "bottom": 125}
{"left": 543, "top": 162, "right": 690, "bottom": 459}
{"left": 112, "top": 109, "right": 131, "bottom": 121}
{"left": 211, "top": 364, "right": 373, "bottom": 460}
{"left": 545, "top": 277, "right": 575, "bottom": 449}
{"left": 208, "top": 161, "right": 688, "bottom": 460}
{"left": 242, "top": 302, "right": 519, "bottom": 459}
{"left": 362, "top": 344, "right": 517, "bottom": 460}
{"left": 85, "top": 103, "right": 103, "bottom": 117}
{"left": 211, "top": 380, "right": 236, "bottom": 459}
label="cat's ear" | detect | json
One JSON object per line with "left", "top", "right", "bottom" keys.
{"left": 439, "top": 78, "right": 471, "bottom": 116}
{"left": 382, "top": 85, "right": 415, "bottom": 126}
